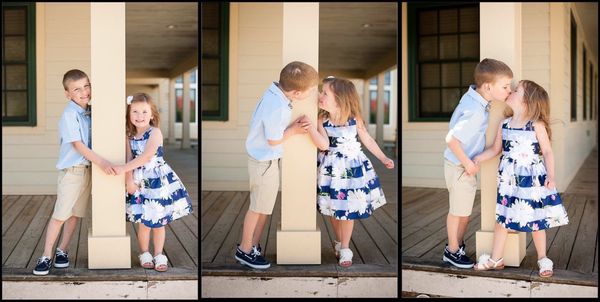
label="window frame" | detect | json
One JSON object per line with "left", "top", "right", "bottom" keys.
{"left": 200, "top": 2, "right": 229, "bottom": 121}
{"left": 2, "top": 2, "right": 36, "bottom": 127}
{"left": 570, "top": 11, "right": 577, "bottom": 122}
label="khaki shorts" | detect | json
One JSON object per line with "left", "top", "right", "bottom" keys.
{"left": 248, "top": 156, "right": 280, "bottom": 215}
{"left": 444, "top": 159, "right": 477, "bottom": 216}
{"left": 53, "top": 165, "right": 91, "bottom": 221}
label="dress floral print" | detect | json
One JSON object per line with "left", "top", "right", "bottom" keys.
{"left": 496, "top": 118, "right": 568, "bottom": 232}
{"left": 126, "top": 127, "right": 193, "bottom": 228}
{"left": 317, "top": 117, "right": 387, "bottom": 220}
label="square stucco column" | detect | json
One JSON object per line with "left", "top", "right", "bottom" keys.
{"left": 88, "top": 3, "right": 131, "bottom": 269}
{"left": 277, "top": 2, "right": 321, "bottom": 264}
{"left": 476, "top": 3, "right": 526, "bottom": 267}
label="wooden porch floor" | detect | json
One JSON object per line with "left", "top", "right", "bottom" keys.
{"left": 2, "top": 143, "right": 198, "bottom": 281}
{"left": 201, "top": 149, "right": 398, "bottom": 277}
{"left": 402, "top": 147, "right": 598, "bottom": 287}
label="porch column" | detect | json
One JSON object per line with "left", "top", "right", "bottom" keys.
{"left": 376, "top": 72, "right": 385, "bottom": 146}
{"left": 476, "top": 3, "right": 525, "bottom": 267}
{"left": 181, "top": 70, "right": 191, "bottom": 149}
{"left": 168, "top": 78, "right": 176, "bottom": 144}
{"left": 88, "top": 2, "right": 131, "bottom": 269}
{"left": 277, "top": 2, "right": 321, "bottom": 264}
{"left": 362, "top": 79, "right": 370, "bottom": 133}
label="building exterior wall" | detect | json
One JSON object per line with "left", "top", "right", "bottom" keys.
{"left": 401, "top": 2, "right": 597, "bottom": 191}
{"left": 201, "top": 3, "right": 283, "bottom": 191}
{"left": 2, "top": 3, "right": 91, "bottom": 194}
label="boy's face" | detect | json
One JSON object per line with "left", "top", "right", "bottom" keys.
{"left": 129, "top": 101, "right": 153, "bottom": 130}
{"left": 64, "top": 78, "right": 91, "bottom": 108}
{"left": 486, "top": 76, "right": 513, "bottom": 102}
{"left": 318, "top": 83, "right": 338, "bottom": 113}
{"left": 289, "top": 86, "right": 315, "bottom": 101}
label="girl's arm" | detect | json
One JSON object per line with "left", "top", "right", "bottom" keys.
{"left": 355, "top": 116, "right": 394, "bottom": 169}
{"left": 114, "top": 128, "right": 163, "bottom": 175}
{"left": 534, "top": 121, "right": 556, "bottom": 189}
{"left": 306, "top": 116, "right": 330, "bottom": 151}
{"left": 473, "top": 122, "right": 503, "bottom": 164}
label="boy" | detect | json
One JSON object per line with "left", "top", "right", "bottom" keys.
{"left": 235, "top": 61, "right": 319, "bottom": 269}
{"left": 442, "top": 58, "right": 513, "bottom": 268}
{"left": 33, "top": 69, "right": 116, "bottom": 275}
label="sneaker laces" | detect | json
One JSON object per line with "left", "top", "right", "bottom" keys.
{"left": 251, "top": 246, "right": 261, "bottom": 256}
{"left": 56, "top": 249, "right": 68, "bottom": 257}
{"left": 37, "top": 256, "right": 50, "bottom": 265}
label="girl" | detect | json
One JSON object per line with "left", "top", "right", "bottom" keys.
{"left": 305, "top": 76, "right": 394, "bottom": 267}
{"left": 113, "top": 93, "right": 194, "bottom": 272}
{"left": 472, "top": 80, "right": 569, "bottom": 277}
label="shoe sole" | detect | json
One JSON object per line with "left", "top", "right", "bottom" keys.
{"left": 442, "top": 255, "right": 474, "bottom": 269}
{"left": 33, "top": 269, "right": 49, "bottom": 275}
{"left": 54, "top": 262, "right": 69, "bottom": 268}
{"left": 234, "top": 255, "right": 270, "bottom": 269}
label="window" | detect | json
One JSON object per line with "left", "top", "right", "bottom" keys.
{"left": 583, "top": 47, "right": 586, "bottom": 120}
{"left": 368, "top": 74, "right": 391, "bottom": 125}
{"left": 201, "top": 2, "right": 228, "bottom": 121}
{"left": 174, "top": 70, "right": 197, "bottom": 123}
{"left": 570, "top": 12, "right": 577, "bottom": 121}
{"left": 408, "top": 3, "right": 479, "bottom": 121}
{"left": 2, "top": 3, "right": 36, "bottom": 126}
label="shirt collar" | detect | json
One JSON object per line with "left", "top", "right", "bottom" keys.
{"left": 269, "top": 82, "right": 293, "bottom": 109}
{"left": 467, "top": 85, "right": 491, "bottom": 111}
{"left": 69, "top": 100, "right": 91, "bottom": 115}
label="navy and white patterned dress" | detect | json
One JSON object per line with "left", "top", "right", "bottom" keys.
{"left": 317, "top": 117, "right": 387, "bottom": 220}
{"left": 496, "top": 118, "right": 568, "bottom": 232}
{"left": 126, "top": 127, "right": 193, "bottom": 228}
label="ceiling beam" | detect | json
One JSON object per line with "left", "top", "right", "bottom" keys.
{"left": 363, "top": 48, "right": 397, "bottom": 80}
{"left": 169, "top": 50, "right": 198, "bottom": 79}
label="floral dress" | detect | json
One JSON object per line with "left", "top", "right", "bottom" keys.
{"left": 496, "top": 118, "right": 569, "bottom": 232}
{"left": 317, "top": 117, "right": 387, "bottom": 220}
{"left": 126, "top": 127, "right": 193, "bottom": 228}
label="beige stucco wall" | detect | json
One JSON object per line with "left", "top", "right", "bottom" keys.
{"left": 201, "top": 3, "right": 283, "bottom": 191}
{"left": 2, "top": 3, "right": 91, "bottom": 194}
{"left": 401, "top": 2, "right": 598, "bottom": 191}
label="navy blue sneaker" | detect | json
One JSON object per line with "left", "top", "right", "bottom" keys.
{"left": 442, "top": 245, "right": 474, "bottom": 268}
{"left": 252, "top": 244, "right": 262, "bottom": 256}
{"left": 54, "top": 248, "right": 69, "bottom": 268}
{"left": 33, "top": 256, "right": 52, "bottom": 275}
{"left": 445, "top": 242, "right": 466, "bottom": 256}
{"left": 235, "top": 244, "right": 270, "bottom": 269}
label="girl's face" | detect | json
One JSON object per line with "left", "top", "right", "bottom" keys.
{"left": 129, "top": 101, "right": 153, "bottom": 129}
{"left": 318, "top": 83, "right": 339, "bottom": 113}
{"left": 506, "top": 83, "right": 525, "bottom": 111}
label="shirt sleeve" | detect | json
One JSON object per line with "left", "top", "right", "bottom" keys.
{"left": 263, "top": 106, "right": 287, "bottom": 141}
{"left": 447, "top": 108, "right": 483, "bottom": 144}
{"left": 59, "top": 111, "right": 83, "bottom": 144}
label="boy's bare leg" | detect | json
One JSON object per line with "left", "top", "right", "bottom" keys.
{"left": 240, "top": 209, "right": 260, "bottom": 253}
{"left": 330, "top": 216, "right": 342, "bottom": 242}
{"left": 57, "top": 216, "right": 80, "bottom": 252}
{"left": 339, "top": 220, "right": 354, "bottom": 249}
{"left": 531, "top": 230, "right": 547, "bottom": 259}
{"left": 251, "top": 213, "right": 268, "bottom": 247}
{"left": 457, "top": 216, "right": 470, "bottom": 246}
{"left": 490, "top": 222, "right": 509, "bottom": 261}
{"left": 42, "top": 218, "right": 66, "bottom": 258}
{"left": 446, "top": 214, "right": 461, "bottom": 253}
{"left": 152, "top": 226, "right": 166, "bottom": 256}
{"left": 137, "top": 224, "right": 151, "bottom": 253}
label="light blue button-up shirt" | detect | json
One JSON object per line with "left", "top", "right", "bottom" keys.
{"left": 444, "top": 85, "right": 491, "bottom": 165}
{"left": 245, "top": 82, "right": 293, "bottom": 161}
{"left": 56, "top": 100, "right": 91, "bottom": 169}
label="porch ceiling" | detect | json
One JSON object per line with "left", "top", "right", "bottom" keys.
{"left": 319, "top": 3, "right": 398, "bottom": 80}
{"left": 573, "top": 3, "right": 598, "bottom": 63}
{"left": 125, "top": 3, "right": 198, "bottom": 76}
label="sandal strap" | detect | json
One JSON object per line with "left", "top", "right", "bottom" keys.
{"left": 154, "top": 254, "right": 168, "bottom": 265}
{"left": 339, "top": 248, "right": 353, "bottom": 262}
{"left": 139, "top": 252, "right": 153, "bottom": 263}
{"left": 537, "top": 257, "right": 553, "bottom": 270}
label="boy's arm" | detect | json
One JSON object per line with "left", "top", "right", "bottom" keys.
{"left": 474, "top": 122, "right": 503, "bottom": 164}
{"left": 114, "top": 128, "right": 163, "bottom": 174}
{"left": 72, "top": 141, "right": 115, "bottom": 175}
{"left": 534, "top": 121, "right": 556, "bottom": 189}
{"left": 267, "top": 115, "right": 309, "bottom": 146}
{"left": 356, "top": 117, "right": 394, "bottom": 169}
{"left": 445, "top": 136, "right": 477, "bottom": 174}
{"left": 306, "top": 116, "right": 330, "bottom": 151}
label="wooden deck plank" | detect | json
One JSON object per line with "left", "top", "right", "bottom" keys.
{"left": 2, "top": 195, "right": 19, "bottom": 215}
{"left": 401, "top": 188, "right": 446, "bottom": 218}
{"left": 26, "top": 199, "right": 55, "bottom": 269}
{"left": 163, "top": 223, "right": 195, "bottom": 268}
{"left": 209, "top": 192, "right": 250, "bottom": 264}
{"left": 181, "top": 207, "right": 198, "bottom": 239}
{"left": 545, "top": 194, "right": 587, "bottom": 270}
{"left": 371, "top": 206, "right": 398, "bottom": 243}
{"left": 200, "top": 191, "right": 234, "bottom": 240}
{"left": 263, "top": 194, "right": 281, "bottom": 263}
{"left": 358, "top": 214, "right": 397, "bottom": 264}
{"left": 317, "top": 213, "right": 338, "bottom": 265}
{"left": 168, "top": 217, "right": 198, "bottom": 266}
{"left": 568, "top": 197, "right": 598, "bottom": 273}
{"left": 200, "top": 191, "right": 222, "bottom": 217}
{"left": 2, "top": 196, "right": 45, "bottom": 264}
{"left": 127, "top": 221, "right": 141, "bottom": 268}
{"left": 401, "top": 190, "right": 451, "bottom": 227}
{"left": 350, "top": 216, "right": 388, "bottom": 264}
{"left": 202, "top": 191, "right": 247, "bottom": 263}
{"left": 381, "top": 203, "right": 397, "bottom": 222}
{"left": 74, "top": 216, "right": 90, "bottom": 268}
{"left": 319, "top": 211, "right": 364, "bottom": 264}
{"left": 2, "top": 195, "right": 34, "bottom": 236}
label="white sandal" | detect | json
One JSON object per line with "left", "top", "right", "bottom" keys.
{"left": 334, "top": 240, "right": 341, "bottom": 258}
{"left": 474, "top": 253, "right": 504, "bottom": 271}
{"left": 537, "top": 257, "right": 553, "bottom": 277}
{"left": 139, "top": 252, "right": 154, "bottom": 269}
{"left": 153, "top": 254, "right": 168, "bottom": 272}
{"left": 339, "top": 248, "right": 353, "bottom": 267}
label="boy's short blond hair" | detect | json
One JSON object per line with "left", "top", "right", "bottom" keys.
{"left": 278, "top": 61, "right": 319, "bottom": 92}
{"left": 62, "top": 69, "right": 89, "bottom": 90}
{"left": 474, "top": 58, "right": 513, "bottom": 88}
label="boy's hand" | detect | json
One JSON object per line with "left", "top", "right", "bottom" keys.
{"left": 473, "top": 154, "right": 483, "bottom": 166}
{"left": 290, "top": 115, "right": 310, "bottom": 134}
{"left": 99, "top": 160, "right": 116, "bottom": 175}
{"left": 112, "top": 165, "right": 126, "bottom": 175}
{"left": 464, "top": 160, "right": 479, "bottom": 176}
{"left": 126, "top": 181, "right": 140, "bottom": 195}
{"left": 544, "top": 177, "right": 556, "bottom": 190}
{"left": 381, "top": 157, "right": 394, "bottom": 169}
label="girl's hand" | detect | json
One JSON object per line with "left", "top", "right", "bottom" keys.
{"left": 113, "top": 165, "right": 126, "bottom": 175}
{"left": 381, "top": 157, "right": 395, "bottom": 169}
{"left": 99, "top": 160, "right": 115, "bottom": 175}
{"left": 126, "top": 181, "right": 140, "bottom": 195}
{"left": 544, "top": 177, "right": 556, "bottom": 190}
